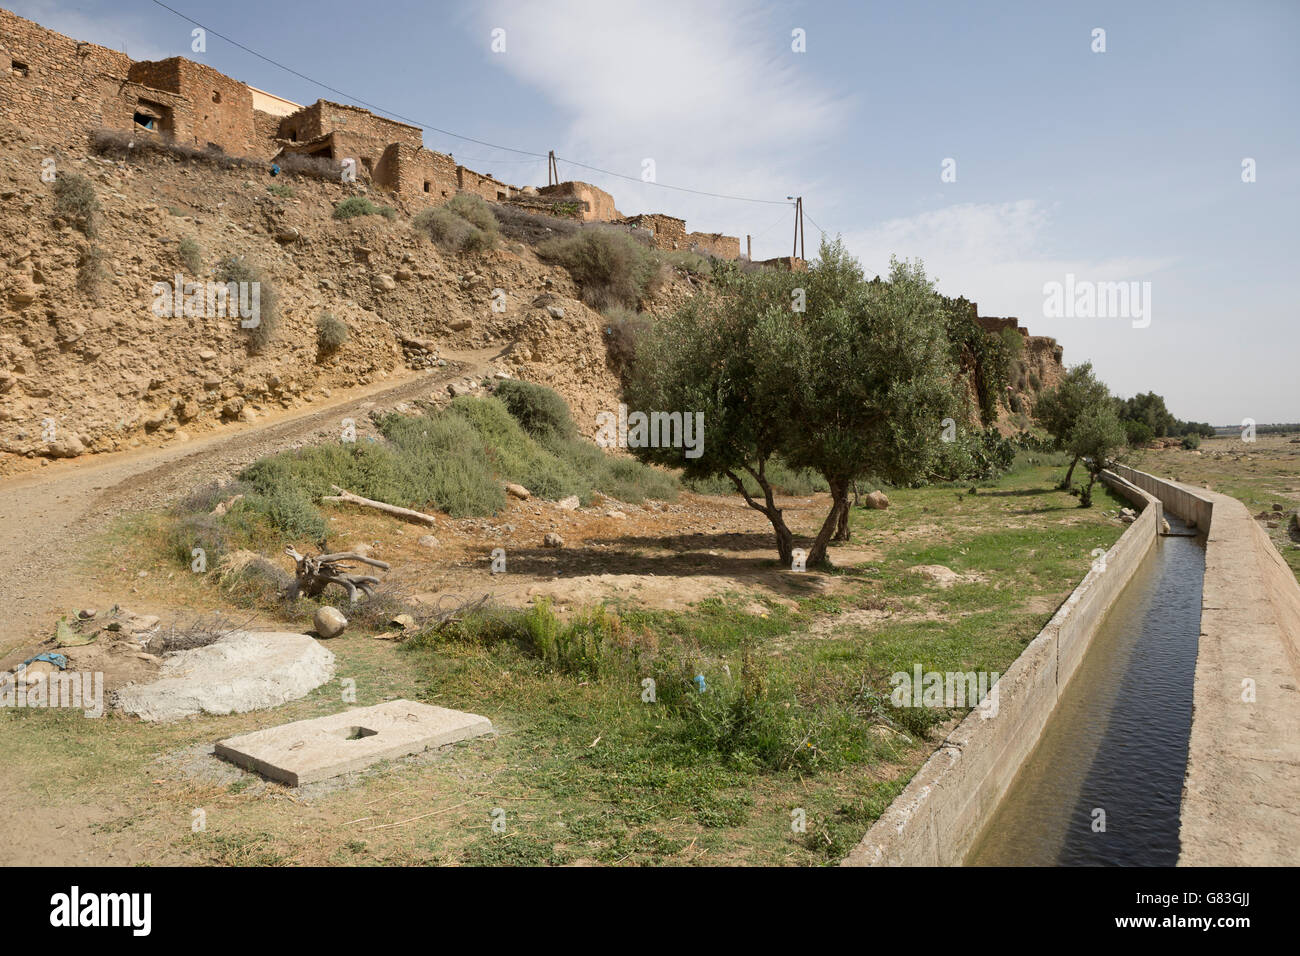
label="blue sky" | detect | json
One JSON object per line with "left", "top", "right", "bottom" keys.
{"left": 12, "top": 0, "right": 1297, "bottom": 424}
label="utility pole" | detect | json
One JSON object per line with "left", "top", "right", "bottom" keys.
{"left": 792, "top": 196, "right": 805, "bottom": 260}
{"left": 547, "top": 150, "right": 559, "bottom": 186}
{"left": 746, "top": 234, "right": 752, "bottom": 260}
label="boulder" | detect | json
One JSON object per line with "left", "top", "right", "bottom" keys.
{"left": 556, "top": 495, "right": 580, "bottom": 511}
{"left": 417, "top": 534, "right": 440, "bottom": 549}
{"left": 314, "top": 606, "right": 348, "bottom": 639}
{"left": 505, "top": 483, "right": 531, "bottom": 500}
{"left": 543, "top": 532, "right": 564, "bottom": 548}
{"left": 371, "top": 273, "right": 396, "bottom": 292}
{"left": 864, "top": 490, "right": 890, "bottom": 509}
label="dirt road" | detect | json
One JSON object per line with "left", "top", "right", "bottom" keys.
{"left": 0, "top": 354, "right": 493, "bottom": 664}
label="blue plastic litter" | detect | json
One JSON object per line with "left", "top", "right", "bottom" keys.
{"left": 19, "top": 652, "right": 67, "bottom": 671}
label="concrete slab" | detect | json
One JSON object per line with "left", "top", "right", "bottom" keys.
{"left": 113, "top": 631, "right": 335, "bottom": 722}
{"left": 214, "top": 699, "right": 493, "bottom": 786}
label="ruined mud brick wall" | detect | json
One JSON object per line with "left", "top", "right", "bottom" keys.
{"left": 975, "top": 314, "right": 1025, "bottom": 336}
{"left": 537, "top": 181, "right": 617, "bottom": 222}
{"left": 756, "top": 256, "right": 808, "bottom": 272}
{"left": 686, "top": 231, "right": 740, "bottom": 260}
{"left": 277, "top": 100, "right": 422, "bottom": 152}
{"left": 0, "top": 9, "right": 132, "bottom": 147}
{"left": 126, "top": 57, "right": 255, "bottom": 154}
{"left": 251, "top": 110, "right": 282, "bottom": 159}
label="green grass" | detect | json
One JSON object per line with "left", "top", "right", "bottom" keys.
{"left": 1, "top": 457, "right": 1134, "bottom": 867}
{"left": 185, "top": 385, "right": 678, "bottom": 549}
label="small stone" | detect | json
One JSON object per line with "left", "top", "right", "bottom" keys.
{"left": 556, "top": 495, "right": 580, "bottom": 511}
{"left": 505, "top": 483, "right": 531, "bottom": 500}
{"left": 314, "top": 606, "right": 348, "bottom": 639}
{"left": 543, "top": 532, "right": 564, "bottom": 548}
{"left": 417, "top": 534, "right": 440, "bottom": 549}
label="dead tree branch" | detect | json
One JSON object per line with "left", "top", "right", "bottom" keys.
{"left": 285, "top": 547, "right": 392, "bottom": 604}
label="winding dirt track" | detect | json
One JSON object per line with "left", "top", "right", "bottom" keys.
{"left": 0, "top": 355, "right": 491, "bottom": 664}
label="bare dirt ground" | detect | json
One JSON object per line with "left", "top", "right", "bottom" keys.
{"left": 0, "top": 349, "right": 501, "bottom": 668}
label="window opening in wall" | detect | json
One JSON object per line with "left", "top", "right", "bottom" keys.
{"left": 11, "top": 61, "right": 29, "bottom": 77}
{"left": 423, "top": 181, "right": 431, "bottom": 193}
{"left": 212, "top": 90, "right": 221, "bottom": 103}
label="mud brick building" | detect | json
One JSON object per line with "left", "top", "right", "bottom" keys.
{"left": 0, "top": 7, "right": 741, "bottom": 256}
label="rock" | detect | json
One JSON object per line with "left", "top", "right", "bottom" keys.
{"left": 505, "top": 483, "right": 531, "bottom": 500}
{"left": 77, "top": 609, "right": 96, "bottom": 620}
{"left": 371, "top": 273, "right": 396, "bottom": 292}
{"left": 606, "top": 509, "right": 626, "bottom": 520}
{"left": 864, "top": 490, "right": 890, "bottom": 509}
{"left": 275, "top": 225, "right": 300, "bottom": 242}
{"left": 314, "top": 606, "right": 348, "bottom": 639}
{"left": 909, "top": 565, "right": 965, "bottom": 588}
{"left": 239, "top": 406, "right": 257, "bottom": 423}
{"left": 44, "top": 436, "right": 86, "bottom": 458}
{"left": 545, "top": 305, "right": 565, "bottom": 319}
{"left": 448, "top": 382, "right": 472, "bottom": 397}
{"left": 543, "top": 532, "right": 564, "bottom": 548}
{"left": 417, "top": 534, "right": 440, "bottom": 549}
{"left": 1273, "top": 503, "right": 1285, "bottom": 512}
{"left": 448, "top": 317, "right": 473, "bottom": 331}
{"left": 556, "top": 495, "right": 580, "bottom": 511}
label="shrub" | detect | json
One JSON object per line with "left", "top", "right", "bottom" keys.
{"left": 267, "top": 183, "right": 295, "bottom": 198}
{"left": 178, "top": 236, "right": 202, "bottom": 274}
{"left": 1181, "top": 433, "right": 1201, "bottom": 450}
{"left": 169, "top": 513, "right": 227, "bottom": 569}
{"left": 1123, "top": 419, "right": 1154, "bottom": 447}
{"left": 54, "top": 172, "right": 101, "bottom": 237}
{"left": 445, "top": 192, "right": 499, "bottom": 236}
{"left": 217, "top": 256, "right": 278, "bottom": 353}
{"left": 215, "top": 550, "right": 293, "bottom": 608}
{"left": 333, "top": 196, "right": 396, "bottom": 220}
{"left": 537, "top": 226, "right": 662, "bottom": 311}
{"left": 492, "top": 203, "right": 582, "bottom": 244}
{"left": 414, "top": 193, "right": 498, "bottom": 253}
{"left": 236, "top": 486, "right": 329, "bottom": 544}
{"left": 316, "top": 312, "right": 349, "bottom": 352}
{"left": 601, "top": 306, "right": 651, "bottom": 379}
{"left": 492, "top": 379, "right": 577, "bottom": 442}
{"left": 76, "top": 245, "right": 109, "bottom": 298}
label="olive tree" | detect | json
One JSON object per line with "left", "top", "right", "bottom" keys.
{"left": 627, "top": 239, "right": 959, "bottom": 568}
{"left": 1033, "top": 362, "right": 1111, "bottom": 489}
{"left": 1069, "top": 402, "right": 1127, "bottom": 507}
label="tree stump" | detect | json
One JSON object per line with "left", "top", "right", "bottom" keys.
{"left": 285, "top": 548, "right": 391, "bottom": 604}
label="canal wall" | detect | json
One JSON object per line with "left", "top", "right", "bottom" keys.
{"left": 1109, "top": 463, "right": 1214, "bottom": 532}
{"left": 1177, "top": 487, "right": 1300, "bottom": 865}
{"left": 842, "top": 470, "right": 1163, "bottom": 866}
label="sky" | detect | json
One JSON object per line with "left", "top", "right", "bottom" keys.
{"left": 9, "top": 0, "right": 1297, "bottom": 424}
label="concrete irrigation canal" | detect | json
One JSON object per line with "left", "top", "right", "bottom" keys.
{"left": 845, "top": 465, "right": 1300, "bottom": 867}
{"left": 966, "top": 514, "right": 1204, "bottom": 866}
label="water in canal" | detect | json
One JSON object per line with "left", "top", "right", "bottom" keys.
{"left": 966, "top": 515, "right": 1204, "bottom": 866}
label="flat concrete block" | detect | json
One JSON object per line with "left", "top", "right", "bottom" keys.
{"left": 214, "top": 699, "right": 493, "bottom": 786}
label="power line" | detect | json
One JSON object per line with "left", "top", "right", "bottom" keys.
{"left": 148, "top": 0, "right": 788, "bottom": 206}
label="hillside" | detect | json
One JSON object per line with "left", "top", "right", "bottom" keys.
{"left": 0, "top": 118, "right": 706, "bottom": 474}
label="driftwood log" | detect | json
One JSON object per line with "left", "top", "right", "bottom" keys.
{"left": 320, "top": 485, "right": 436, "bottom": 526}
{"left": 285, "top": 547, "right": 391, "bottom": 603}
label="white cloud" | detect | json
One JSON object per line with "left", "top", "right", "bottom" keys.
{"left": 475, "top": 0, "right": 847, "bottom": 242}
{"left": 841, "top": 200, "right": 1175, "bottom": 323}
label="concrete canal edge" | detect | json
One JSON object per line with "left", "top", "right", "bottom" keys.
{"left": 841, "top": 470, "right": 1162, "bottom": 866}
{"left": 843, "top": 464, "right": 1300, "bottom": 866}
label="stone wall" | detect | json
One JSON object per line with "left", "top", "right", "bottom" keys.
{"left": 127, "top": 57, "right": 255, "bottom": 154}
{"left": 537, "top": 181, "right": 618, "bottom": 221}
